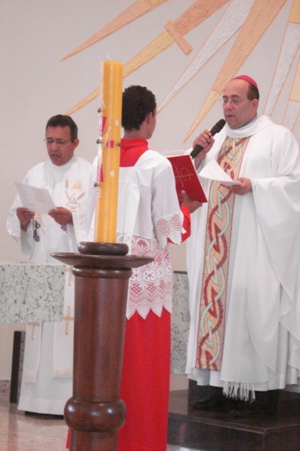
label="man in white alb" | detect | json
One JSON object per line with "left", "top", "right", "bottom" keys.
{"left": 7, "top": 114, "right": 92, "bottom": 415}
{"left": 186, "top": 75, "right": 300, "bottom": 415}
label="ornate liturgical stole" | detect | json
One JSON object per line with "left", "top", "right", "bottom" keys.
{"left": 196, "top": 136, "right": 249, "bottom": 371}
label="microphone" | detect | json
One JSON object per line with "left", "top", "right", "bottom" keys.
{"left": 190, "top": 119, "right": 226, "bottom": 159}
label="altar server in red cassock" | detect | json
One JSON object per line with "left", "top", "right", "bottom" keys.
{"left": 116, "top": 85, "right": 200, "bottom": 451}
{"left": 68, "top": 85, "right": 201, "bottom": 450}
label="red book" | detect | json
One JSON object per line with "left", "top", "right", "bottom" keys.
{"left": 167, "top": 154, "right": 207, "bottom": 204}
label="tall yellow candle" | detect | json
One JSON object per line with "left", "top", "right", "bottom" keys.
{"left": 94, "top": 61, "right": 123, "bottom": 243}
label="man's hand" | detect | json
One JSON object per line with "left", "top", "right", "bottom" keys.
{"left": 48, "top": 207, "right": 73, "bottom": 226}
{"left": 16, "top": 207, "right": 35, "bottom": 231}
{"left": 181, "top": 191, "right": 202, "bottom": 213}
{"left": 192, "top": 130, "right": 215, "bottom": 169}
{"left": 229, "top": 178, "right": 252, "bottom": 195}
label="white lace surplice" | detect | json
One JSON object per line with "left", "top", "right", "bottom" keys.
{"left": 117, "top": 150, "right": 185, "bottom": 319}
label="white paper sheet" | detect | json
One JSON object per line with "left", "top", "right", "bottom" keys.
{"left": 199, "top": 160, "right": 241, "bottom": 186}
{"left": 15, "top": 182, "right": 56, "bottom": 214}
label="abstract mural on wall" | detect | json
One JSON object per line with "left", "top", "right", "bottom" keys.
{"left": 61, "top": 0, "right": 299, "bottom": 140}
{"left": 284, "top": 57, "right": 300, "bottom": 129}
{"left": 62, "top": 0, "right": 230, "bottom": 114}
{"left": 263, "top": 1, "right": 300, "bottom": 127}
{"left": 61, "top": 0, "right": 170, "bottom": 62}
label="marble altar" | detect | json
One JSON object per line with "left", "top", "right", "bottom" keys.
{"left": 0, "top": 263, "right": 65, "bottom": 323}
{"left": 0, "top": 264, "right": 188, "bottom": 387}
{"left": 171, "top": 271, "right": 189, "bottom": 376}
{"left": 0, "top": 264, "right": 188, "bottom": 368}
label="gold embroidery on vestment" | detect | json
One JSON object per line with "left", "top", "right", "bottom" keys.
{"left": 196, "top": 137, "right": 249, "bottom": 370}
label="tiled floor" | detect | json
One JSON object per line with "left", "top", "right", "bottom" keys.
{"left": 0, "top": 390, "right": 201, "bottom": 451}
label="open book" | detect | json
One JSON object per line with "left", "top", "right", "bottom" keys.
{"left": 166, "top": 154, "right": 207, "bottom": 204}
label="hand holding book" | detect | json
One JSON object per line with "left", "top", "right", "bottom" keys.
{"left": 166, "top": 154, "right": 207, "bottom": 204}
{"left": 180, "top": 190, "right": 203, "bottom": 213}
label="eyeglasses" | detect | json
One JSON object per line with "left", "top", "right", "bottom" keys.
{"left": 44, "top": 138, "right": 72, "bottom": 147}
{"left": 221, "top": 97, "right": 249, "bottom": 106}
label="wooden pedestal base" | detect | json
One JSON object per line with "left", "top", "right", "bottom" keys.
{"left": 53, "top": 242, "right": 152, "bottom": 451}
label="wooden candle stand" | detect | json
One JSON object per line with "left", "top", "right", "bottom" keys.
{"left": 52, "top": 242, "right": 152, "bottom": 451}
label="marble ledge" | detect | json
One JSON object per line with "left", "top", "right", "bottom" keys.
{"left": 0, "top": 264, "right": 190, "bottom": 377}
{"left": 171, "top": 271, "right": 189, "bottom": 377}
{"left": 0, "top": 263, "right": 65, "bottom": 323}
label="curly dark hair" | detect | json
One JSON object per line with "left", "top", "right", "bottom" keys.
{"left": 46, "top": 114, "right": 78, "bottom": 141}
{"left": 122, "top": 85, "right": 156, "bottom": 131}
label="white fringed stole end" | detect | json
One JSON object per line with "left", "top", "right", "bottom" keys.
{"left": 223, "top": 381, "right": 256, "bottom": 402}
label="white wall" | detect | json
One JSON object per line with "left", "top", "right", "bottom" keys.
{"left": 1, "top": 0, "right": 299, "bottom": 380}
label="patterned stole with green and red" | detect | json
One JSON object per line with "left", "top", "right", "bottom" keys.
{"left": 196, "top": 136, "right": 250, "bottom": 371}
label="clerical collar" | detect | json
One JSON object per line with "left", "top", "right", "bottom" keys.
{"left": 225, "top": 115, "right": 271, "bottom": 139}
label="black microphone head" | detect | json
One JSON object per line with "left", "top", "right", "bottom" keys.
{"left": 210, "top": 119, "right": 226, "bottom": 136}
{"left": 190, "top": 119, "right": 226, "bottom": 159}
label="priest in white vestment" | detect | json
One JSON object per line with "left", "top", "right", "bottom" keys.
{"left": 7, "top": 115, "right": 92, "bottom": 415}
{"left": 186, "top": 75, "right": 300, "bottom": 414}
